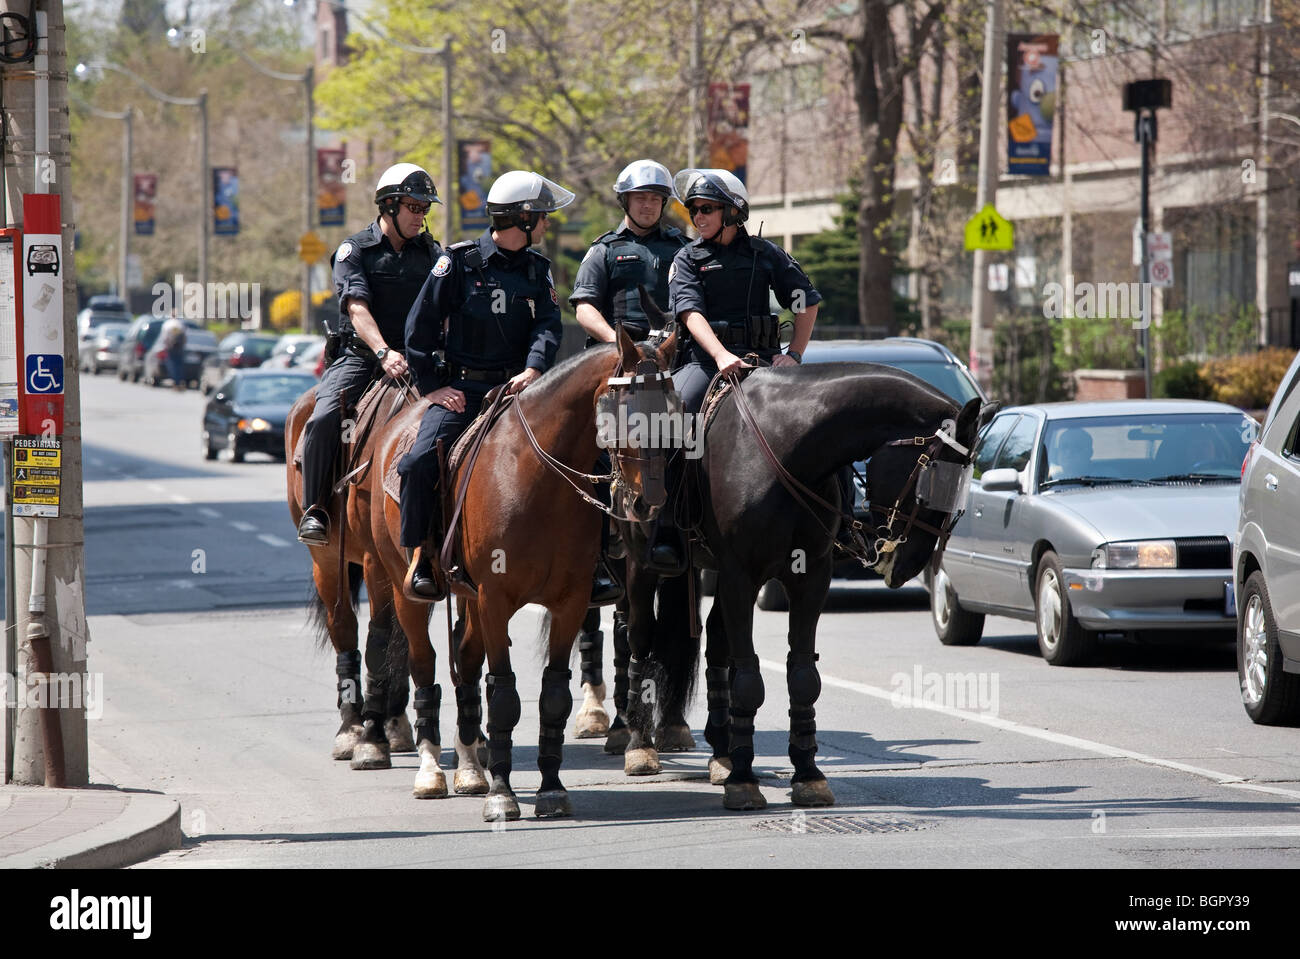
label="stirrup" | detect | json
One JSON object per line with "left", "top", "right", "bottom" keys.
{"left": 402, "top": 546, "right": 446, "bottom": 604}
{"left": 297, "top": 506, "right": 331, "bottom": 546}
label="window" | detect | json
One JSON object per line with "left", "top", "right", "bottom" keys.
{"left": 973, "top": 414, "right": 1019, "bottom": 480}
{"left": 993, "top": 415, "right": 1039, "bottom": 472}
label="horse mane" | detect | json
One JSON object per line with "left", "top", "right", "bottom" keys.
{"left": 524, "top": 343, "right": 620, "bottom": 403}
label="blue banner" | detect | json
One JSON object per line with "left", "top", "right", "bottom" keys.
{"left": 458, "top": 140, "right": 492, "bottom": 234}
{"left": 1007, "top": 35, "right": 1059, "bottom": 176}
{"left": 213, "top": 167, "right": 239, "bottom": 235}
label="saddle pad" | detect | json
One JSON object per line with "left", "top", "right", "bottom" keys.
{"left": 382, "top": 421, "right": 421, "bottom": 504}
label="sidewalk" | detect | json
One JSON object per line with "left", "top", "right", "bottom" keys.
{"left": 0, "top": 785, "right": 181, "bottom": 869}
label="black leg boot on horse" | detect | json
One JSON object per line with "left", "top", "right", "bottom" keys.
{"left": 332, "top": 649, "right": 365, "bottom": 760}
{"left": 572, "top": 607, "right": 611, "bottom": 738}
{"left": 536, "top": 665, "right": 574, "bottom": 818}
{"left": 352, "top": 619, "right": 396, "bottom": 770}
{"left": 483, "top": 672, "right": 522, "bottom": 821}
{"left": 382, "top": 614, "right": 415, "bottom": 753}
{"left": 724, "top": 656, "right": 767, "bottom": 810}
{"left": 622, "top": 655, "right": 661, "bottom": 776}
{"left": 787, "top": 652, "right": 833, "bottom": 806}
{"left": 603, "top": 611, "right": 631, "bottom": 754}
{"left": 452, "top": 679, "right": 489, "bottom": 794}
{"left": 411, "top": 684, "right": 448, "bottom": 798}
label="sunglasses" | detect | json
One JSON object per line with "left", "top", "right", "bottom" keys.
{"left": 688, "top": 203, "right": 723, "bottom": 217}
{"left": 400, "top": 200, "right": 431, "bottom": 215}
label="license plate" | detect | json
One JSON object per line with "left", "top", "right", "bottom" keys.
{"left": 1225, "top": 581, "right": 1237, "bottom": 617}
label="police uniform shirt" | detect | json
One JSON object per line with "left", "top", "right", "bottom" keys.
{"left": 569, "top": 223, "right": 686, "bottom": 328}
{"left": 332, "top": 219, "right": 441, "bottom": 349}
{"left": 668, "top": 227, "right": 822, "bottom": 325}
{"left": 405, "top": 228, "right": 563, "bottom": 395}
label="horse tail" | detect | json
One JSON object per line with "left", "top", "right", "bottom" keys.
{"left": 651, "top": 570, "right": 699, "bottom": 723}
{"left": 307, "top": 562, "right": 364, "bottom": 652}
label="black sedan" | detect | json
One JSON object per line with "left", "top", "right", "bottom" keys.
{"left": 202, "top": 369, "right": 316, "bottom": 462}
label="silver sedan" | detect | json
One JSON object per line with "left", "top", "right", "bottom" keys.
{"left": 930, "top": 400, "right": 1257, "bottom": 665}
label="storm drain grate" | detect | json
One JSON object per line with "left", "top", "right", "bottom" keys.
{"left": 752, "top": 815, "right": 936, "bottom": 835}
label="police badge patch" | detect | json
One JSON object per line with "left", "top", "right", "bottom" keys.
{"left": 550, "top": 288, "right": 558, "bottom": 305}
{"left": 336, "top": 241, "right": 354, "bottom": 261}
{"left": 433, "top": 254, "right": 452, "bottom": 277}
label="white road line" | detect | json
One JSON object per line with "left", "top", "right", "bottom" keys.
{"left": 198, "top": 507, "right": 222, "bottom": 519}
{"left": 257, "top": 533, "right": 290, "bottom": 548}
{"left": 170, "top": 494, "right": 191, "bottom": 504}
{"left": 230, "top": 521, "right": 256, "bottom": 532}
{"left": 147, "top": 483, "right": 166, "bottom": 493}
{"left": 1112, "top": 825, "right": 1300, "bottom": 839}
{"left": 758, "top": 658, "right": 1300, "bottom": 802}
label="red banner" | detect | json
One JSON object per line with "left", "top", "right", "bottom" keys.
{"left": 707, "top": 82, "right": 750, "bottom": 183}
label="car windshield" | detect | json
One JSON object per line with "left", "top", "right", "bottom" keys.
{"left": 235, "top": 375, "right": 314, "bottom": 405}
{"left": 1040, "top": 412, "right": 1255, "bottom": 487}
{"left": 187, "top": 331, "right": 218, "bottom": 348}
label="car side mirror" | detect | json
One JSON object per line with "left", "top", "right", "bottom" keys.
{"left": 213, "top": 392, "right": 228, "bottom": 404}
{"left": 980, "top": 467, "right": 1021, "bottom": 493}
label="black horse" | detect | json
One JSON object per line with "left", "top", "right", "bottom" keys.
{"left": 618, "top": 359, "right": 990, "bottom": 809}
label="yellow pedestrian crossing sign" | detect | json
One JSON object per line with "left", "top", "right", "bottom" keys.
{"left": 964, "top": 204, "right": 1014, "bottom": 251}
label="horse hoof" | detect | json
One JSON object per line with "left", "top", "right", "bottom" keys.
{"left": 350, "top": 741, "right": 391, "bottom": 770}
{"left": 723, "top": 782, "right": 768, "bottom": 811}
{"left": 483, "top": 794, "right": 521, "bottom": 822}
{"left": 385, "top": 714, "right": 416, "bottom": 753}
{"left": 413, "top": 769, "right": 448, "bottom": 799}
{"left": 573, "top": 704, "right": 611, "bottom": 739}
{"left": 624, "top": 747, "right": 661, "bottom": 776}
{"left": 454, "top": 768, "right": 490, "bottom": 795}
{"left": 534, "top": 790, "right": 572, "bottom": 819}
{"left": 792, "top": 779, "right": 835, "bottom": 807}
{"left": 655, "top": 724, "right": 696, "bottom": 752}
{"left": 604, "top": 727, "right": 630, "bottom": 754}
{"left": 332, "top": 725, "right": 363, "bottom": 761}
{"left": 708, "top": 757, "right": 733, "bottom": 786}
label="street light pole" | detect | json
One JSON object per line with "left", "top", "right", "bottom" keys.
{"left": 441, "top": 42, "right": 453, "bottom": 242}
{"left": 969, "top": 0, "right": 1003, "bottom": 397}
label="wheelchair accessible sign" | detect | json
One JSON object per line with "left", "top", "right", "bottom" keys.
{"left": 12, "top": 434, "right": 60, "bottom": 517}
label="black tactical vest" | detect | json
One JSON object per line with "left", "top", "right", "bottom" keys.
{"left": 342, "top": 232, "right": 436, "bottom": 347}
{"left": 688, "top": 235, "right": 778, "bottom": 350}
{"left": 601, "top": 226, "right": 684, "bottom": 334}
{"left": 444, "top": 240, "right": 542, "bottom": 371}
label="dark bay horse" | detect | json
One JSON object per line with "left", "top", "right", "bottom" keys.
{"left": 620, "top": 362, "right": 989, "bottom": 809}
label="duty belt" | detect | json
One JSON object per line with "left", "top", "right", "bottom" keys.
{"left": 449, "top": 363, "right": 517, "bottom": 385}
{"left": 707, "top": 314, "right": 781, "bottom": 350}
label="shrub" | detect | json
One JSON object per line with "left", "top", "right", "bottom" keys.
{"left": 1154, "top": 361, "right": 1210, "bottom": 399}
{"left": 1200, "top": 348, "right": 1297, "bottom": 408}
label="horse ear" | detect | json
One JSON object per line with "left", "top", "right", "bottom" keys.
{"left": 978, "top": 401, "right": 1000, "bottom": 431}
{"left": 657, "top": 321, "right": 679, "bottom": 369}
{"left": 617, "top": 323, "right": 639, "bottom": 373}
{"left": 638, "top": 283, "right": 671, "bottom": 328}
{"left": 955, "top": 396, "right": 983, "bottom": 447}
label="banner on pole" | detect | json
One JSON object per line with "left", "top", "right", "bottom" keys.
{"left": 317, "top": 149, "right": 346, "bottom": 228}
{"left": 458, "top": 140, "right": 492, "bottom": 233}
{"left": 707, "top": 82, "right": 750, "bottom": 183}
{"left": 133, "top": 174, "right": 157, "bottom": 236}
{"left": 1006, "top": 34, "right": 1059, "bottom": 176}
{"left": 213, "top": 167, "right": 239, "bottom": 236}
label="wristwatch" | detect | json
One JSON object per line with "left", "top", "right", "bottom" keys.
{"left": 375, "top": 347, "right": 389, "bottom": 361}
{"left": 786, "top": 349, "right": 802, "bottom": 364}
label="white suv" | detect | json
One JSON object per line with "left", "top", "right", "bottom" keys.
{"left": 1235, "top": 352, "right": 1300, "bottom": 724}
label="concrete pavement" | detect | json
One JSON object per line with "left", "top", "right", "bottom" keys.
{"left": 0, "top": 784, "right": 181, "bottom": 869}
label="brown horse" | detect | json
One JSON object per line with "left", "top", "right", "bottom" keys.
{"left": 287, "top": 327, "right": 677, "bottom": 814}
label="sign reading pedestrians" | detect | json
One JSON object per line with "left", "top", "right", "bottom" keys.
{"left": 12, "top": 434, "right": 60, "bottom": 517}
{"left": 964, "top": 204, "right": 1014, "bottom": 251}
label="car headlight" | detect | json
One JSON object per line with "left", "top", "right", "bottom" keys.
{"left": 1091, "top": 540, "right": 1177, "bottom": 569}
{"left": 237, "top": 417, "right": 272, "bottom": 432}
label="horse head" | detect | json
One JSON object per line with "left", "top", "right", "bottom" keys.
{"left": 597, "top": 320, "right": 679, "bottom": 524}
{"left": 863, "top": 396, "right": 997, "bottom": 587}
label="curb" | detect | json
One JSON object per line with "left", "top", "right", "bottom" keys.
{"left": 1, "top": 791, "right": 183, "bottom": 870}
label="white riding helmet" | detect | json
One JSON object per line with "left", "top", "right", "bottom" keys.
{"left": 674, "top": 168, "right": 749, "bottom": 225}
{"left": 375, "top": 162, "right": 440, "bottom": 206}
{"left": 485, "top": 170, "right": 576, "bottom": 216}
{"left": 613, "top": 160, "right": 675, "bottom": 198}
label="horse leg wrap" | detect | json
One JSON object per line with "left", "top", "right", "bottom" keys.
{"left": 626, "top": 656, "right": 653, "bottom": 730}
{"left": 705, "top": 666, "right": 731, "bottom": 730}
{"left": 538, "top": 667, "right": 573, "bottom": 766}
{"left": 612, "top": 613, "right": 630, "bottom": 714}
{"left": 455, "top": 682, "right": 483, "bottom": 747}
{"left": 578, "top": 630, "right": 604, "bottom": 688}
{"left": 485, "top": 672, "right": 519, "bottom": 780}
{"left": 787, "top": 653, "right": 821, "bottom": 752}
{"left": 729, "top": 658, "right": 765, "bottom": 756}
{"left": 335, "top": 649, "right": 363, "bottom": 716}
{"left": 362, "top": 620, "right": 391, "bottom": 720}
{"left": 413, "top": 684, "right": 441, "bottom": 748}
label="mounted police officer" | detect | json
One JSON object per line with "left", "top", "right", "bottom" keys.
{"left": 398, "top": 170, "right": 572, "bottom": 600}
{"left": 297, "top": 163, "right": 442, "bottom": 546}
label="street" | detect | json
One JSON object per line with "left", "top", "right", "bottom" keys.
{"left": 76, "top": 373, "right": 1300, "bottom": 869}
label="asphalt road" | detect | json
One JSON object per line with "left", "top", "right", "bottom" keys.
{"left": 74, "top": 373, "right": 1300, "bottom": 870}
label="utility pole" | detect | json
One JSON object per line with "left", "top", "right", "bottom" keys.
{"left": 441, "top": 41, "right": 453, "bottom": 243}
{"left": 688, "top": 0, "right": 702, "bottom": 170}
{"left": 968, "top": 0, "right": 1003, "bottom": 395}
{"left": 5, "top": 0, "right": 90, "bottom": 786}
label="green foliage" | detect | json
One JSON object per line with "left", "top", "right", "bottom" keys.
{"left": 1154, "top": 361, "right": 1210, "bottom": 399}
{"left": 1156, "top": 306, "right": 1259, "bottom": 360}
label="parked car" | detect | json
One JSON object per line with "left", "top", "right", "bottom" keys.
{"left": 202, "top": 369, "right": 317, "bottom": 462}
{"left": 200, "top": 332, "right": 281, "bottom": 394}
{"left": 293, "top": 339, "right": 327, "bottom": 378}
{"left": 1235, "top": 351, "right": 1300, "bottom": 724}
{"left": 78, "top": 321, "right": 130, "bottom": 375}
{"left": 144, "top": 328, "right": 218, "bottom": 388}
{"left": 117, "top": 315, "right": 202, "bottom": 383}
{"left": 263, "top": 334, "right": 325, "bottom": 369}
{"left": 931, "top": 400, "right": 1253, "bottom": 665}
{"left": 752, "top": 338, "right": 986, "bottom": 610}
{"left": 76, "top": 295, "right": 132, "bottom": 338}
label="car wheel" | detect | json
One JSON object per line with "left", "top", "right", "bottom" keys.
{"left": 930, "top": 566, "right": 985, "bottom": 646}
{"left": 228, "top": 431, "right": 245, "bottom": 463}
{"left": 1035, "top": 551, "right": 1096, "bottom": 666}
{"left": 117, "top": 367, "right": 128, "bottom": 381}
{"left": 1238, "top": 570, "right": 1300, "bottom": 725}
{"left": 756, "top": 578, "right": 788, "bottom": 612}
{"left": 202, "top": 429, "right": 218, "bottom": 461}
{"left": 132, "top": 368, "right": 141, "bottom": 383}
